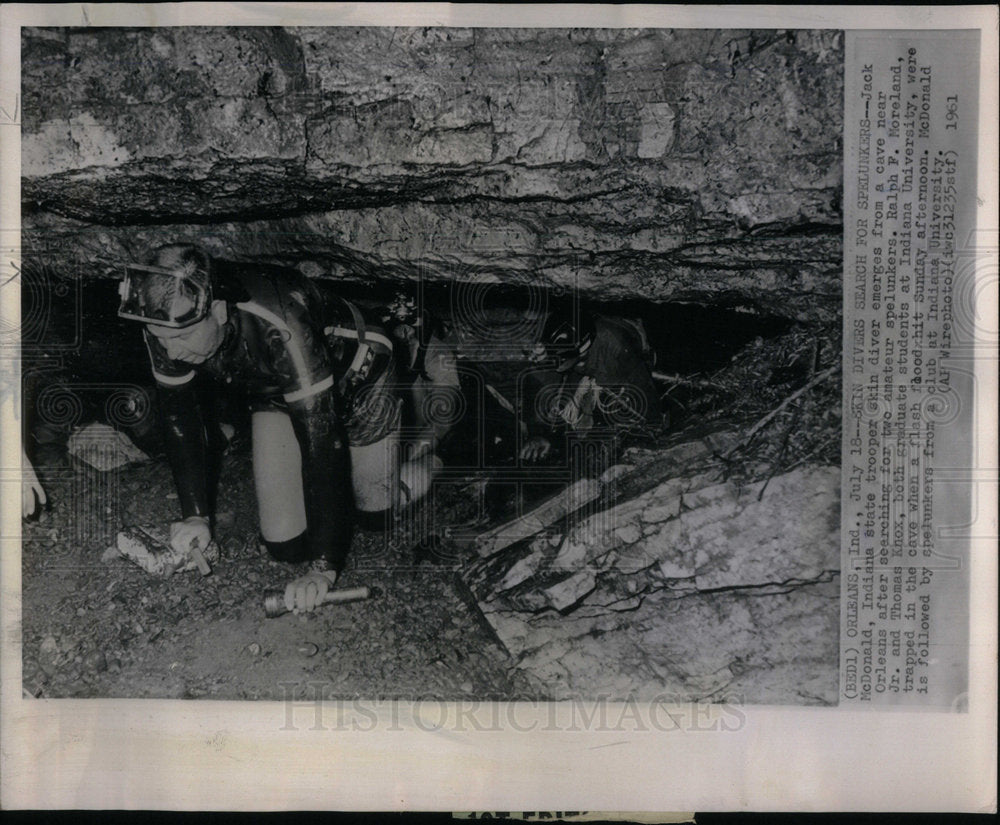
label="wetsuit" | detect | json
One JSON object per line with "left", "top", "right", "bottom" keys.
{"left": 143, "top": 261, "right": 355, "bottom": 571}
{"left": 525, "top": 315, "right": 663, "bottom": 441}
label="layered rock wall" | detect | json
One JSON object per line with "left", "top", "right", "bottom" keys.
{"left": 462, "top": 439, "right": 841, "bottom": 703}
{"left": 22, "top": 27, "right": 843, "bottom": 322}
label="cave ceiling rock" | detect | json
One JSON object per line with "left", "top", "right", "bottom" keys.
{"left": 21, "top": 27, "right": 843, "bottom": 318}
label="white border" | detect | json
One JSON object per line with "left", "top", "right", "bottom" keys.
{"left": 1, "top": 3, "right": 996, "bottom": 812}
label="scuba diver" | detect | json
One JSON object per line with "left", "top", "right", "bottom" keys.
{"left": 520, "top": 312, "right": 665, "bottom": 463}
{"left": 380, "top": 291, "right": 462, "bottom": 458}
{"left": 117, "top": 243, "right": 437, "bottom": 612}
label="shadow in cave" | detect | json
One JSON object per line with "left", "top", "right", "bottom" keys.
{"left": 21, "top": 271, "right": 797, "bottom": 461}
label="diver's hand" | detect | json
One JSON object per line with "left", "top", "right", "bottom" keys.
{"left": 22, "top": 450, "right": 46, "bottom": 519}
{"left": 284, "top": 569, "right": 339, "bottom": 614}
{"left": 519, "top": 436, "right": 552, "bottom": 462}
{"left": 169, "top": 515, "right": 212, "bottom": 556}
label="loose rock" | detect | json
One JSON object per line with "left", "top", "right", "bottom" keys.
{"left": 85, "top": 650, "right": 108, "bottom": 673}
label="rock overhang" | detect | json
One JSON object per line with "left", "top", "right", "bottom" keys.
{"left": 20, "top": 26, "right": 844, "bottom": 323}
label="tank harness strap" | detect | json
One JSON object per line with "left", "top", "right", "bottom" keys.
{"left": 324, "top": 298, "right": 395, "bottom": 395}
{"left": 341, "top": 298, "right": 367, "bottom": 346}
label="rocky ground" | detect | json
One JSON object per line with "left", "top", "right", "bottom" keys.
{"left": 21, "top": 445, "right": 540, "bottom": 702}
{"left": 20, "top": 320, "right": 842, "bottom": 704}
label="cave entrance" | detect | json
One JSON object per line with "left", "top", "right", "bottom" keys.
{"left": 313, "top": 277, "right": 802, "bottom": 442}
{"left": 24, "top": 272, "right": 802, "bottom": 445}
{"left": 325, "top": 278, "right": 793, "bottom": 375}
{"left": 24, "top": 269, "right": 839, "bottom": 526}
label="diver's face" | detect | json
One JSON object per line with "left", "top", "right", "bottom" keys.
{"left": 146, "top": 302, "right": 225, "bottom": 364}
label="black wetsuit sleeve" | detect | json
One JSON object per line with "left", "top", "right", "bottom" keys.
{"left": 286, "top": 387, "right": 354, "bottom": 573}
{"left": 142, "top": 327, "right": 209, "bottom": 519}
{"left": 159, "top": 383, "right": 211, "bottom": 519}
